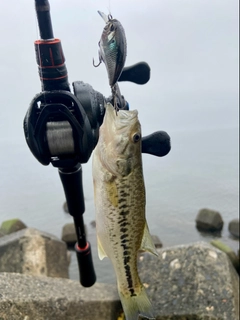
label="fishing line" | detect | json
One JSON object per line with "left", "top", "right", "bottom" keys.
{"left": 107, "top": 0, "right": 112, "bottom": 18}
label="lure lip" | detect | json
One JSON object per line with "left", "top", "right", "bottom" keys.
{"left": 97, "top": 10, "right": 110, "bottom": 23}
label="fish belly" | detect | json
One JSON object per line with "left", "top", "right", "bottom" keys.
{"left": 93, "top": 155, "right": 145, "bottom": 295}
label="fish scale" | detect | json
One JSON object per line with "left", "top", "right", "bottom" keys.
{"left": 93, "top": 103, "right": 157, "bottom": 320}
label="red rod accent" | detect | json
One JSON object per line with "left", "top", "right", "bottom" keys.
{"left": 34, "top": 39, "right": 61, "bottom": 45}
{"left": 40, "top": 75, "right": 68, "bottom": 80}
{"left": 49, "top": 48, "right": 54, "bottom": 66}
{"left": 76, "top": 242, "right": 89, "bottom": 251}
{"left": 39, "top": 63, "right": 65, "bottom": 69}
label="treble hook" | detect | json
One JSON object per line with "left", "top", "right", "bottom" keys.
{"left": 93, "top": 40, "right": 103, "bottom": 67}
{"left": 93, "top": 57, "right": 102, "bottom": 67}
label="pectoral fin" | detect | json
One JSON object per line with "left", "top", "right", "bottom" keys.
{"left": 140, "top": 223, "right": 158, "bottom": 256}
{"left": 97, "top": 236, "right": 108, "bottom": 260}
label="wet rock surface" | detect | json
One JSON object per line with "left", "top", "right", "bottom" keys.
{"left": 0, "top": 272, "right": 121, "bottom": 320}
{"left": 138, "top": 242, "right": 239, "bottom": 320}
{"left": 61, "top": 223, "right": 77, "bottom": 246}
{"left": 210, "top": 239, "right": 239, "bottom": 273}
{"left": 0, "top": 228, "right": 69, "bottom": 278}
{"left": 195, "top": 208, "right": 224, "bottom": 232}
{"left": 151, "top": 234, "right": 163, "bottom": 248}
{"left": 61, "top": 223, "right": 88, "bottom": 247}
{"left": 0, "top": 218, "right": 27, "bottom": 237}
{"left": 63, "top": 201, "right": 69, "bottom": 213}
{"left": 228, "top": 219, "right": 239, "bottom": 238}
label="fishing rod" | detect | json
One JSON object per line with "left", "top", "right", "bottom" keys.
{"left": 23, "top": 0, "right": 171, "bottom": 287}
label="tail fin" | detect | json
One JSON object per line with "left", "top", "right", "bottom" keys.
{"left": 119, "top": 287, "right": 155, "bottom": 320}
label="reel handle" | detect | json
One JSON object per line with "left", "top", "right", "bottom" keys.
{"left": 118, "top": 62, "right": 150, "bottom": 85}
{"left": 142, "top": 131, "right": 171, "bottom": 157}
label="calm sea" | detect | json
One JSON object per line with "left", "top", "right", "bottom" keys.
{"left": 0, "top": 126, "right": 238, "bottom": 283}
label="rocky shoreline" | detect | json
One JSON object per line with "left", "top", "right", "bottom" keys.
{"left": 0, "top": 215, "right": 239, "bottom": 320}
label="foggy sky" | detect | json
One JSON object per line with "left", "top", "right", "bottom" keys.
{"left": 0, "top": 0, "right": 238, "bottom": 140}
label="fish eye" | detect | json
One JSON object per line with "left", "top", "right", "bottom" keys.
{"left": 132, "top": 133, "right": 141, "bottom": 143}
{"left": 110, "top": 24, "right": 115, "bottom": 32}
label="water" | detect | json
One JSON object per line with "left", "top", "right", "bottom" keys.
{"left": 0, "top": 126, "right": 238, "bottom": 284}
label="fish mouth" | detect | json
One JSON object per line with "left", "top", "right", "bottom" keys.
{"left": 116, "top": 109, "right": 139, "bottom": 131}
{"left": 105, "top": 103, "right": 138, "bottom": 119}
{"left": 104, "top": 103, "right": 139, "bottom": 134}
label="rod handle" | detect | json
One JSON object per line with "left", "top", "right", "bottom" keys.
{"left": 75, "top": 242, "right": 96, "bottom": 287}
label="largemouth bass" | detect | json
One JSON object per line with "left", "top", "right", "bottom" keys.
{"left": 92, "top": 103, "right": 157, "bottom": 320}
{"left": 93, "top": 11, "right": 127, "bottom": 87}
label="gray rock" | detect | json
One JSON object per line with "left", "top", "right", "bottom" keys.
{"left": 196, "top": 208, "right": 224, "bottom": 231}
{"left": 0, "top": 218, "right": 27, "bottom": 237}
{"left": 63, "top": 201, "right": 69, "bottom": 213}
{"left": 0, "top": 228, "right": 69, "bottom": 278}
{"left": 210, "top": 239, "right": 239, "bottom": 273}
{"left": 0, "top": 230, "right": 5, "bottom": 238}
{"left": 0, "top": 272, "right": 121, "bottom": 320}
{"left": 90, "top": 220, "right": 96, "bottom": 228}
{"left": 228, "top": 219, "right": 239, "bottom": 238}
{"left": 61, "top": 223, "right": 88, "bottom": 246}
{"left": 61, "top": 223, "right": 77, "bottom": 245}
{"left": 66, "top": 250, "right": 71, "bottom": 267}
{"left": 151, "top": 234, "right": 163, "bottom": 248}
{"left": 138, "top": 241, "right": 239, "bottom": 320}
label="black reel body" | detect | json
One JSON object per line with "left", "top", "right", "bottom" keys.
{"left": 24, "top": 81, "right": 107, "bottom": 167}
{"left": 24, "top": 90, "right": 93, "bottom": 166}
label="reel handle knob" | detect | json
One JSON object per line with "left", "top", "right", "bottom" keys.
{"left": 142, "top": 131, "right": 171, "bottom": 157}
{"left": 118, "top": 62, "right": 150, "bottom": 84}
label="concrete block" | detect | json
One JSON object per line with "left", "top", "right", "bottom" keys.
{"left": 138, "top": 241, "right": 239, "bottom": 320}
{"left": 0, "top": 272, "right": 121, "bottom": 320}
{"left": 0, "top": 228, "right": 69, "bottom": 279}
